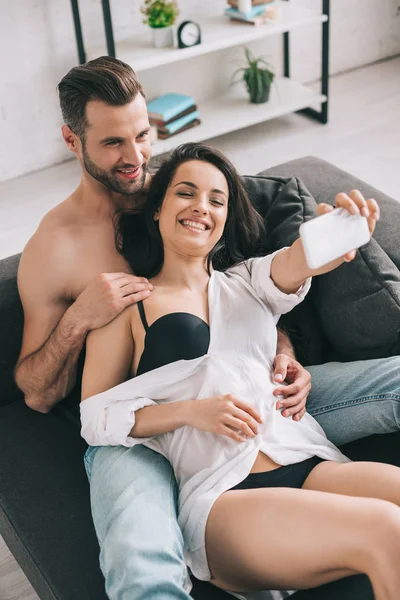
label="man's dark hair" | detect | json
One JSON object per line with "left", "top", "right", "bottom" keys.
{"left": 115, "top": 142, "right": 266, "bottom": 278}
{"left": 57, "top": 56, "right": 144, "bottom": 138}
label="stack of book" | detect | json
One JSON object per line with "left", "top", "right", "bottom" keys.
{"left": 225, "top": 0, "right": 280, "bottom": 26}
{"left": 147, "top": 93, "right": 200, "bottom": 140}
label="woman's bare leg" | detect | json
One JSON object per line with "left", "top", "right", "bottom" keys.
{"left": 205, "top": 486, "right": 400, "bottom": 600}
{"left": 303, "top": 460, "right": 400, "bottom": 504}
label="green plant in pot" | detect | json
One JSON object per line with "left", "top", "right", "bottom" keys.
{"left": 232, "top": 48, "right": 275, "bottom": 104}
{"left": 141, "top": 0, "right": 179, "bottom": 48}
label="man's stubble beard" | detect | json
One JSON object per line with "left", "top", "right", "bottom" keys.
{"left": 82, "top": 142, "right": 148, "bottom": 197}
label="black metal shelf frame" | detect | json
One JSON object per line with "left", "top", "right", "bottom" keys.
{"left": 283, "top": 0, "right": 330, "bottom": 124}
{"left": 70, "top": 0, "right": 330, "bottom": 124}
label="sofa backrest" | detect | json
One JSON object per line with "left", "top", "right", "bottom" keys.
{"left": 261, "top": 157, "right": 400, "bottom": 363}
{"left": 0, "top": 254, "right": 24, "bottom": 406}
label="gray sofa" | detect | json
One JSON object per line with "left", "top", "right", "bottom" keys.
{"left": 1, "top": 156, "right": 399, "bottom": 600}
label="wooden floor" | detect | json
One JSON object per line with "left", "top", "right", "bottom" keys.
{"left": 0, "top": 537, "right": 37, "bottom": 600}
{"left": 0, "top": 56, "right": 399, "bottom": 600}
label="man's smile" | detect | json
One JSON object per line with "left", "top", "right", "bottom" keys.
{"left": 115, "top": 165, "right": 142, "bottom": 180}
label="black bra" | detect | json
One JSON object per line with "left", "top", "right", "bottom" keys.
{"left": 136, "top": 301, "right": 210, "bottom": 376}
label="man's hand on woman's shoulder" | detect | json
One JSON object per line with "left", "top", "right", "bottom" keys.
{"left": 70, "top": 272, "right": 153, "bottom": 332}
{"left": 272, "top": 354, "right": 311, "bottom": 422}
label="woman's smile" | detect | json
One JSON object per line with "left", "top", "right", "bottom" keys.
{"left": 178, "top": 218, "right": 211, "bottom": 233}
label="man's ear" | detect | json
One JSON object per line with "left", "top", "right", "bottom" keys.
{"left": 61, "top": 125, "right": 80, "bottom": 155}
{"left": 153, "top": 209, "right": 160, "bottom": 221}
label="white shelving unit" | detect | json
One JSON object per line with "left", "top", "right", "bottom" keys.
{"left": 151, "top": 78, "right": 326, "bottom": 156}
{"left": 83, "top": 1, "right": 329, "bottom": 156}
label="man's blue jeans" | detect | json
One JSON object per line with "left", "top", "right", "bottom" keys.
{"left": 84, "top": 356, "right": 400, "bottom": 599}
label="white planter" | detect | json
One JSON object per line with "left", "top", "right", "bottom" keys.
{"left": 151, "top": 26, "right": 174, "bottom": 48}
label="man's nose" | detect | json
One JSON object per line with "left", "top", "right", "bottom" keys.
{"left": 123, "top": 142, "right": 142, "bottom": 167}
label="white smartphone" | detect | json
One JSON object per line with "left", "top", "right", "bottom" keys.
{"left": 299, "top": 207, "right": 371, "bottom": 270}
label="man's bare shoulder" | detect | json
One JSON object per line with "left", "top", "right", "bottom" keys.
{"left": 39, "top": 194, "right": 82, "bottom": 235}
{"left": 18, "top": 197, "right": 81, "bottom": 300}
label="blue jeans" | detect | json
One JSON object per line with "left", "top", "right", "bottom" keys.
{"left": 84, "top": 444, "right": 192, "bottom": 600}
{"left": 84, "top": 355, "right": 400, "bottom": 599}
{"left": 307, "top": 356, "right": 400, "bottom": 445}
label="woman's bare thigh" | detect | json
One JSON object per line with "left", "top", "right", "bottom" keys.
{"left": 303, "top": 460, "right": 400, "bottom": 504}
{"left": 205, "top": 486, "right": 379, "bottom": 593}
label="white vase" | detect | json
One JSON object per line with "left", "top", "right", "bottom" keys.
{"left": 151, "top": 26, "right": 174, "bottom": 48}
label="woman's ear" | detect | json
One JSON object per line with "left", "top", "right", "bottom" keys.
{"left": 154, "top": 209, "right": 160, "bottom": 221}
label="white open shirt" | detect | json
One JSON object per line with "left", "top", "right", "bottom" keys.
{"left": 81, "top": 249, "right": 349, "bottom": 597}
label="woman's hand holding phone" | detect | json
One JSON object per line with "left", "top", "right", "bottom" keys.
{"left": 300, "top": 190, "right": 380, "bottom": 269}
{"left": 273, "top": 190, "right": 381, "bottom": 295}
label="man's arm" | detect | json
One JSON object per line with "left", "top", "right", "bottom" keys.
{"left": 14, "top": 231, "right": 89, "bottom": 412}
{"left": 276, "top": 328, "right": 295, "bottom": 359}
{"left": 15, "top": 303, "right": 89, "bottom": 414}
{"left": 15, "top": 232, "right": 152, "bottom": 413}
{"left": 272, "top": 328, "right": 311, "bottom": 422}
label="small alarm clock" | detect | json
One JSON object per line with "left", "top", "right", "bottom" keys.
{"left": 177, "top": 21, "right": 202, "bottom": 49}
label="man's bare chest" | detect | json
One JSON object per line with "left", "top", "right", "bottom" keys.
{"left": 68, "top": 236, "right": 131, "bottom": 300}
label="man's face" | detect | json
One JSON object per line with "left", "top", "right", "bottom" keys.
{"left": 80, "top": 94, "right": 152, "bottom": 196}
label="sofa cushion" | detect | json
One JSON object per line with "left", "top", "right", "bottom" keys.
{"left": 314, "top": 237, "right": 400, "bottom": 361}
{"left": 242, "top": 174, "right": 332, "bottom": 366}
{"left": 244, "top": 158, "right": 400, "bottom": 364}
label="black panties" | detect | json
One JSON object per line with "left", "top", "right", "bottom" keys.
{"left": 230, "top": 456, "right": 324, "bottom": 491}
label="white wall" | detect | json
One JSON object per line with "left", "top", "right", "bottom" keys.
{"left": 0, "top": 0, "right": 399, "bottom": 183}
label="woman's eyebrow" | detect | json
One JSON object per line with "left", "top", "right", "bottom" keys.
{"left": 174, "top": 181, "right": 227, "bottom": 196}
{"left": 174, "top": 180, "right": 197, "bottom": 189}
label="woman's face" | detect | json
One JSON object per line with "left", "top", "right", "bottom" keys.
{"left": 155, "top": 160, "right": 229, "bottom": 259}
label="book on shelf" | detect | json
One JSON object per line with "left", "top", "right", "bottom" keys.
{"left": 157, "top": 109, "right": 201, "bottom": 137}
{"left": 227, "top": 0, "right": 274, "bottom": 7}
{"left": 226, "top": 4, "right": 280, "bottom": 25}
{"left": 149, "top": 104, "right": 198, "bottom": 127}
{"left": 228, "top": 14, "right": 269, "bottom": 25}
{"left": 225, "top": 5, "right": 267, "bottom": 19}
{"left": 158, "top": 119, "right": 201, "bottom": 140}
{"left": 147, "top": 93, "right": 195, "bottom": 123}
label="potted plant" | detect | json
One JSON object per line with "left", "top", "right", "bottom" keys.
{"left": 141, "top": 0, "right": 179, "bottom": 48}
{"left": 232, "top": 47, "right": 275, "bottom": 104}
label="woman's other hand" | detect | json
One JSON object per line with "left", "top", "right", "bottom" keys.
{"left": 272, "top": 354, "right": 311, "bottom": 422}
{"left": 187, "top": 394, "right": 263, "bottom": 443}
{"left": 317, "top": 190, "right": 380, "bottom": 262}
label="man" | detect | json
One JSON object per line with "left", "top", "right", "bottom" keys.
{"left": 14, "top": 56, "right": 400, "bottom": 599}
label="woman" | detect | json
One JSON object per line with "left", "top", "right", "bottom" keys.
{"left": 81, "top": 143, "right": 400, "bottom": 600}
